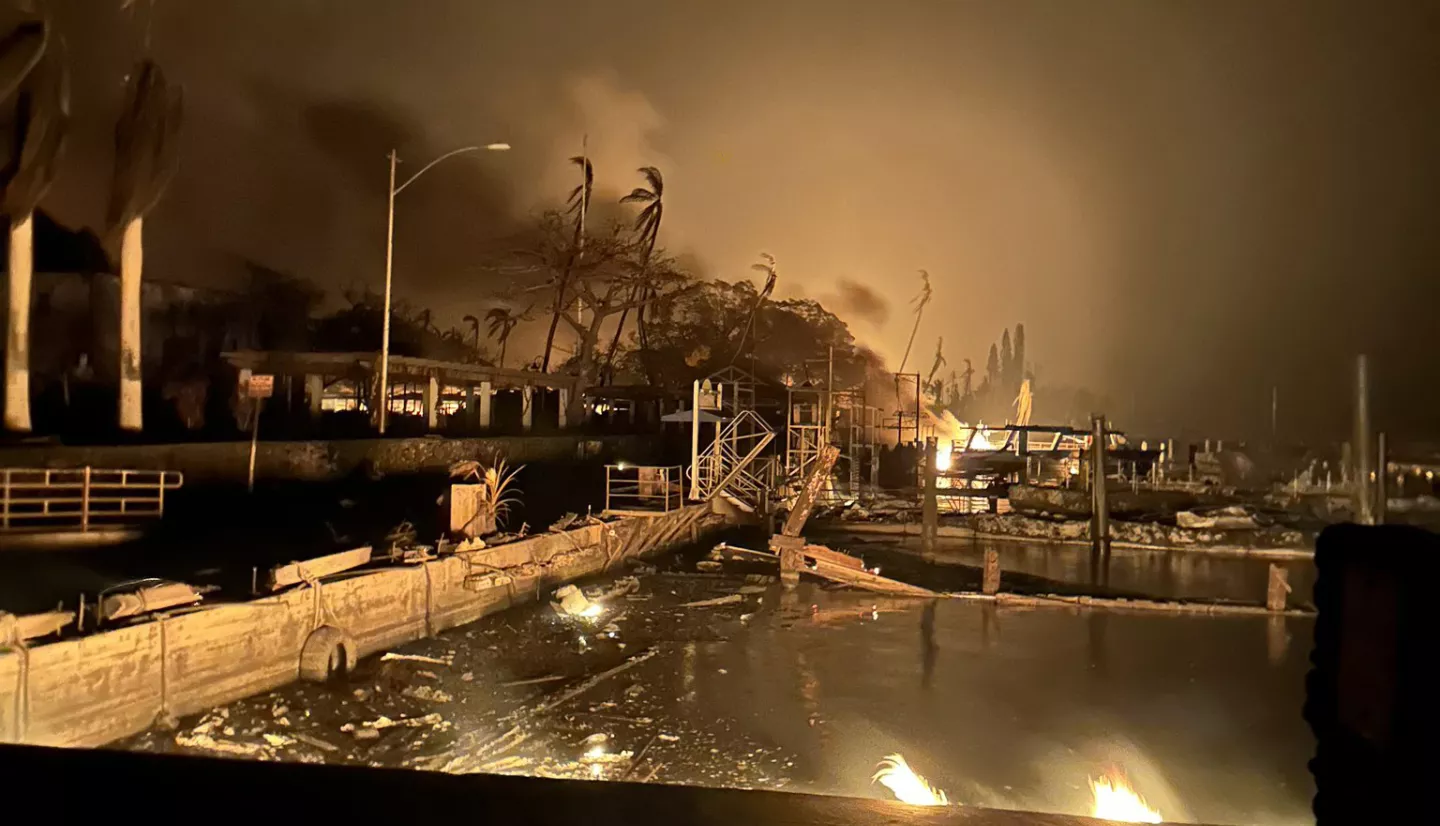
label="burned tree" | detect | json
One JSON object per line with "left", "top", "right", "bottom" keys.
{"left": 510, "top": 210, "right": 692, "bottom": 420}
{"left": 0, "top": 13, "right": 61, "bottom": 433}
{"left": 106, "top": 59, "right": 182, "bottom": 432}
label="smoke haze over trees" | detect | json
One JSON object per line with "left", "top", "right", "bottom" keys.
{"left": 19, "top": 0, "right": 1440, "bottom": 440}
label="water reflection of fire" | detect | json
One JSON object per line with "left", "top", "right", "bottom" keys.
{"left": 1091, "top": 772, "right": 1163, "bottom": 823}
{"left": 873, "top": 754, "right": 949, "bottom": 806}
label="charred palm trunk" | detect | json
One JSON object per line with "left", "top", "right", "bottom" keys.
{"left": 118, "top": 217, "right": 143, "bottom": 431}
{"left": 1, "top": 21, "right": 58, "bottom": 433}
{"left": 540, "top": 251, "right": 575, "bottom": 373}
{"left": 4, "top": 212, "right": 32, "bottom": 431}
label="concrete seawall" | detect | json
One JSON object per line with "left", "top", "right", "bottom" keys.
{"left": 0, "top": 503, "right": 730, "bottom": 748}
{"left": 0, "top": 434, "right": 649, "bottom": 484}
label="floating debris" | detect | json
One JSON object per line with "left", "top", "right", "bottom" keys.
{"left": 380, "top": 652, "right": 451, "bottom": 666}
{"left": 681, "top": 594, "right": 744, "bottom": 608}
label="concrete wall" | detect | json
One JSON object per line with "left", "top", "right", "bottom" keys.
{"left": 0, "top": 504, "right": 726, "bottom": 748}
{"left": 0, "top": 434, "right": 647, "bottom": 483}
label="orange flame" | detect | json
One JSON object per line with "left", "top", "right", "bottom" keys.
{"left": 1091, "top": 771, "right": 1163, "bottom": 823}
{"left": 873, "top": 754, "right": 949, "bottom": 806}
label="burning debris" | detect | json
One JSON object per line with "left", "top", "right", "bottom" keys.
{"left": 1090, "top": 772, "right": 1163, "bottom": 823}
{"left": 873, "top": 753, "right": 949, "bottom": 806}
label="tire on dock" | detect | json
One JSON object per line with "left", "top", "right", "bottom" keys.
{"left": 299, "top": 625, "right": 357, "bottom": 683}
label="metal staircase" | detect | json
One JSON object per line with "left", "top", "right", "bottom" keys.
{"left": 690, "top": 409, "right": 775, "bottom": 513}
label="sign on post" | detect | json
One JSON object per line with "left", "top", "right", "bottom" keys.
{"left": 247, "top": 374, "right": 275, "bottom": 399}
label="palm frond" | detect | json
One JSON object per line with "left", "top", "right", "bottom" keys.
{"left": 619, "top": 187, "right": 654, "bottom": 204}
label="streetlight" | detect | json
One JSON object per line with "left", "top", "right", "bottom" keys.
{"left": 378, "top": 143, "right": 510, "bottom": 434}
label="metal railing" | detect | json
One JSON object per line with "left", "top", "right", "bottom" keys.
{"left": 0, "top": 467, "right": 184, "bottom": 534}
{"left": 604, "top": 465, "right": 683, "bottom": 515}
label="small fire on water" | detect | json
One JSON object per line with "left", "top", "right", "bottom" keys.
{"left": 873, "top": 754, "right": 949, "bottom": 806}
{"left": 1091, "top": 771, "right": 1163, "bottom": 823}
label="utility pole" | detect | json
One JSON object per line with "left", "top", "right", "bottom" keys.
{"left": 377, "top": 150, "right": 397, "bottom": 434}
{"left": 1354, "top": 355, "right": 1373, "bottom": 525}
{"left": 1271, "top": 385, "right": 1278, "bottom": 444}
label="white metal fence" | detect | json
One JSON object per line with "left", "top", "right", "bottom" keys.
{"left": 0, "top": 467, "right": 184, "bottom": 534}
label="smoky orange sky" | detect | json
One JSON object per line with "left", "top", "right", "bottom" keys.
{"left": 39, "top": 0, "right": 1440, "bottom": 440}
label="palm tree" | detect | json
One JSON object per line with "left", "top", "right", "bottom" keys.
{"left": 602, "top": 165, "right": 664, "bottom": 383}
{"left": 462, "top": 314, "right": 480, "bottom": 351}
{"left": 731, "top": 252, "right": 777, "bottom": 364}
{"left": 106, "top": 59, "right": 182, "bottom": 432}
{"left": 541, "top": 141, "right": 592, "bottom": 373}
{"left": 897, "top": 270, "right": 931, "bottom": 375}
{"left": 1, "top": 16, "right": 62, "bottom": 433}
{"left": 485, "top": 307, "right": 522, "bottom": 368}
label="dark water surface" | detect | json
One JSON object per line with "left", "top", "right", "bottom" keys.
{"left": 121, "top": 539, "right": 1314, "bottom": 826}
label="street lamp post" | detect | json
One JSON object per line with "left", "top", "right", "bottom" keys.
{"left": 377, "top": 143, "right": 509, "bottom": 434}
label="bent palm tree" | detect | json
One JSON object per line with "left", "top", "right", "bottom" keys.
{"left": 462, "top": 314, "right": 480, "bottom": 351}
{"left": 485, "top": 307, "right": 522, "bottom": 368}
{"left": 895, "top": 269, "right": 932, "bottom": 417}
{"left": 603, "top": 165, "right": 664, "bottom": 383}
{"left": 731, "top": 252, "right": 778, "bottom": 364}
{"left": 107, "top": 59, "right": 182, "bottom": 432}
{"left": 541, "top": 142, "right": 592, "bottom": 373}
{"left": 1, "top": 17, "right": 63, "bottom": 433}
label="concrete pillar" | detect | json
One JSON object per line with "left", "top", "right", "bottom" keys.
{"left": 424, "top": 375, "right": 439, "bottom": 430}
{"left": 478, "top": 381, "right": 493, "bottom": 428}
{"left": 465, "top": 385, "right": 476, "bottom": 428}
{"left": 558, "top": 387, "right": 569, "bottom": 429}
{"left": 521, "top": 385, "right": 534, "bottom": 432}
{"left": 306, "top": 374, "right": 324, "bottom": 418}
{"left": 1355, "top": 355, "right": 1373, "bottom": 524}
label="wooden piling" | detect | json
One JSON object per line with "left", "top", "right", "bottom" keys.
{"left": 1090, "top": 416, "right": 1110, "bottom": 585}
{"left": 921, "top": 436, "right": 939, "bottom": 559}
{"left": 982, "top": 548, "right": 1000, "bottom": 595}
{"left": 1266, "top": 564, "right": 1291, "bottom": 612}
{"left": 1376, "top": 431, "right": 1388, "bottom": 525}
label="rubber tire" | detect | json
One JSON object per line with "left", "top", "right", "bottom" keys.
{"left": 299, "top": 626, "right": 356, "bottom": 683}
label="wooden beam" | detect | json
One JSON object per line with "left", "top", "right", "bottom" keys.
{"left": 782, "top": 444, "right": 840, "bottom": 537}
{"left": 268, "top": 546, "right": 373, "bottom": 590}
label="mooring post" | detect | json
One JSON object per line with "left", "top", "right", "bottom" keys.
{"left": 982, "top": 548, "right": 1000, "bottom": 595}
{"left": 922, "top": 436, "right": 939, "bottom": 559}
{"left": 1266, "top": 563, "right": 1290, "bottom": 612}
{"left": 1376, "top": 430, "right": 1388, "bottom": 525}
{"left": 1090, "top": 415, "right": 1110, "bottom": 585}
{"left": 1355, "top": 354, "right": 1374, "bottom": 524}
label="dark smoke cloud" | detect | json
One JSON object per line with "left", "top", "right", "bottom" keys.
{"left": 823, "top": 279, "right": 889, "bottom": 327}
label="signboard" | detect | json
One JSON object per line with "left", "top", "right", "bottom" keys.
{"left": 247, "top": 374, "right": 275, "bottom": 399}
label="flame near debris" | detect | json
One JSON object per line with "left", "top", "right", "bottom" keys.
{"left": 1091, "top": 772, "right": 1164, "bottom": 823}
{"left": 873, "top": 754, "right": 949, "bottom": 806}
